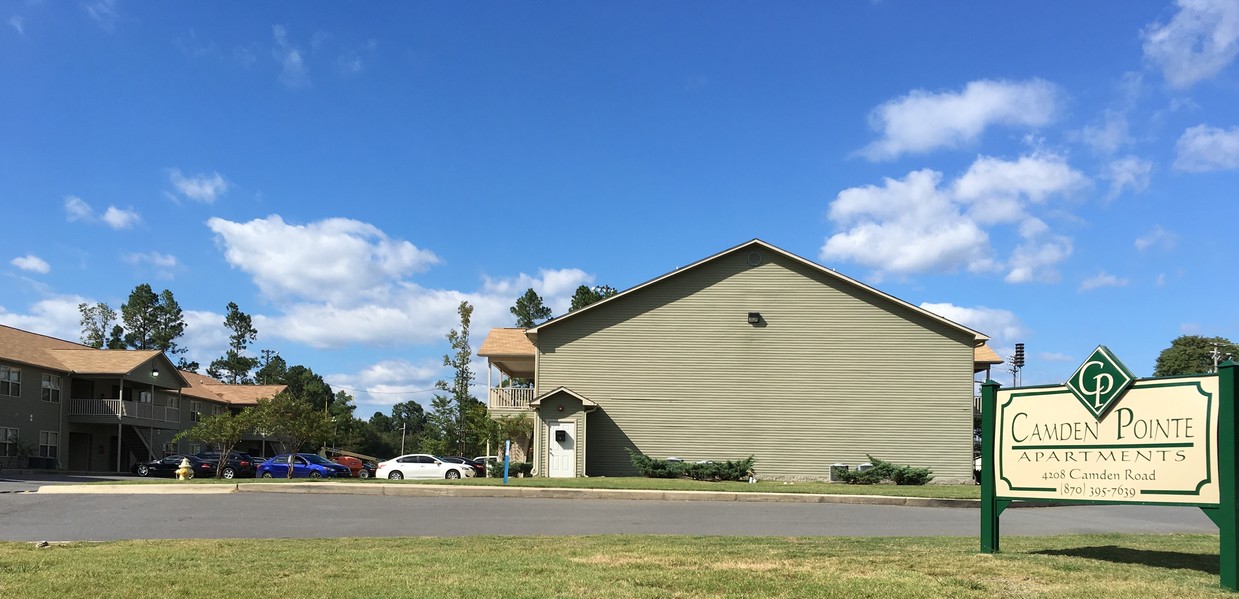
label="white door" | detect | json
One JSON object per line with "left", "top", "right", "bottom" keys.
{"left": 547, "top": 421, "right": 576, "bottom": 478}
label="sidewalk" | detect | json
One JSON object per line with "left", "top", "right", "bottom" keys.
{"left": 33, "top": 481, "right": 1011, "bottom": 508}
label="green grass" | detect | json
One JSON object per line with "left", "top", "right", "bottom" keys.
{"left": 0, "top": 534, "right": 1229, "bottom": 598}
{"left": 95, "top": 476, "right": 983, "bottom": 498}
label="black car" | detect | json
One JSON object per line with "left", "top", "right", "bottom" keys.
{"left": 195, "top": 450, "right": 258, "bottom": 479}
{"left": 132, "top": 454, "right": 216, "bottom": 478}
{"left": 438, "top": 456, "right": 486, "bottom": 477}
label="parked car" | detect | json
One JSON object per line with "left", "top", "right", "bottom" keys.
{"left": 376, "top": 454, "right": 474, "bottom": 480}
{"left": 132, "top": 454, "right": 215, "bottom": 478}
{"left": 256, "top": 453, "right": 352, "bottom": 479}
{"left": 438, "top": 456, "right": 485, "bottom": 477}
{"left": 332, "top": 456, "right": 376, "bottom": 479}
{"left": 194, "top": 450, "right": 257, "bottom": 479}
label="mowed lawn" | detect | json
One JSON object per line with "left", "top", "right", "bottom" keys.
{"left": 0, "top": 534, "right": 1230, "bottom": 598}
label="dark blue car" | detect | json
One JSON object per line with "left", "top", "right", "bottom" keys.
{"left": 257, "top": 453, "right": 352, "bottom": 479}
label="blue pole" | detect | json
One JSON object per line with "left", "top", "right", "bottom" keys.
{"left": 503, "top": 439, "right": 510, "bottom": 484}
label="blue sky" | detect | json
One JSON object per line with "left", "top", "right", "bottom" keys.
{"left": 3, "top": 1, "right": 1238, "bottom": 414}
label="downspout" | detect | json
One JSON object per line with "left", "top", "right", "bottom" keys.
{"left": 116, "top": 377, "right": 123, "bottom": 473}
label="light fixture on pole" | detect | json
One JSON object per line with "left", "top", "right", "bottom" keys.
{"left": 401, "top": 422, "right": 407, "bottom": 455}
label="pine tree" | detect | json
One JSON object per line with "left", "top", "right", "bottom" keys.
{"left": 207, "top": 302, "right": 260, "bottom": 384}
{"left": 510, "top": 288, "right": 552, "bottom": 328}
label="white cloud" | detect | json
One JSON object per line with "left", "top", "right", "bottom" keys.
{"left": 82, "top": 0, "right": 118, "bottom": 32}
{"left": 0, "top": 295, "right": 90, "bottom": 343}
{"left": 823, "top": 153, "right": 1086, "bottom": 282}
{"left": 177, "top": 309, "right": 228, "bottom": 372}
{"left": 1005, "top": 236, "right": 1073, "bottom": 284}
{"left": 859, "top": 79, "right": 1059, "bottom": 160}
{"left": 482, "top": 268, "right": 594, "bottom": 315}
{"left": 11, "top": 254, "right": 50, "bottom": 274}
{"left": 208, "top": 215, "right": 441, "bottom": 305}
{"left": 821, "top": 170, "right": 996, "bottom": 278}
{"left": 954, "top": 152, "right": 1089, "bottom": 220}
{"left": 1174, "top": 124, "right": 1239, "bottom": 171}
{"left": 919, "top": 302, "right": 1025, "bottom": 343}
{"left": 1079, "top": 271, "right": 1129, "bottom": 292}
{"left": 9, "top": 15, "right": 24, "bottom": 35}
{"left": 326, "top": 359, "right": 444, "bottom": 412}
{"left": 1134, "top": 225, "right": 1177, "bottom": 251}
{"left": 273, "top": 25, "right": 310, "bottom": 88}
{"left": 1143, "top": 0, "right": 1239, "bottom": 88}
{"left": 1076, "top": 110, "right": 1131, "bottom": 155}
{"left": 64, "top": 195, "right": 93, "bottom": 221}
{"left": 167, "top": 168, "right": 230, "bottom": 203}
{"left": 123, "top": 252, "right": 179, "bottom": 279}
{"left": 101, "top": 206, "right": 140, "bottom": 229}
{"left": 1102, "top": 156, "right": 1153, "bottom": 200}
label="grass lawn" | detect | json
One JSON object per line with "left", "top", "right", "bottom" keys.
{"left": 0, "top": 534, "right": 1228, "bottom": 598}
{"left": 96, "top": 476, "right": 983, "bottom": 499}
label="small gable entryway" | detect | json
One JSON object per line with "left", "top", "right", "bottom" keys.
{"left": 530, "top": 387, "right": 597, "bottom": 477}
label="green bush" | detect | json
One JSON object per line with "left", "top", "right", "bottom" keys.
{"left": 485, "top": 459, "right": 532, "bottom": 477}
{"left": 835, "top": 455, "right": 933, "bottom": 485}
{"left": 627, "top": 449, "right": 756, "bottom": 481}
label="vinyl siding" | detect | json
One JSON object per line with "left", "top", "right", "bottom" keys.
{"left": 536, "top": 248, "right": 976, "bottom": 480}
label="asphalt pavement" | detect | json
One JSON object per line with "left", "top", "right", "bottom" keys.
{"left": 0, "top": 487, "right": 1218, "bottom": 542}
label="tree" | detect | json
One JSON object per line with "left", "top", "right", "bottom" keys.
{"left": 106, "top": 325, "right": 126, "bottom": 349}
{"left": 173, "top": 409, "right": 255, "bottom": 478}
{"left": 569, "top": 285, "right": 618, "bottom": 312}
{"left": 255, "top": 351, "right": 287, "bottom": 385}
{"left": 120, "top": 284, "right": 187, "bottom": 356}
{"left": 251, "top": 392, "right": 332, "bottom": 478}
{"left": 78, "top": 302, "right": 117, "bottom": 349}
{"left": 283, "top": 365, "right": 335, "bottom": 412}
{"left": 510, "top": 288, "right": 552, "bottom": 328}
{"left": 207, "top": 302, "right": 260, "bottom": 384}
{"left": 423, "top": 301, "right": 487, "bottom": 456}
{"left": 1154, "top": 335, "right": 1239, "bottom": 376}
{"left": 176, "top": 358, "right": 200, "bottom": 373}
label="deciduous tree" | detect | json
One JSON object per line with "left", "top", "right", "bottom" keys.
{"left": 173, "top": 409, "right": 255, "bottom": 478}
{"left": 78, "top": 302, "right": 117, "bottom": 349}
{"left": 1154, "top": 335, "right": 1239, "bottom": 376}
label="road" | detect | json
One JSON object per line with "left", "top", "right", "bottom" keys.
{"left": 0, "top": 490, "right": 1218, "bottom": 542}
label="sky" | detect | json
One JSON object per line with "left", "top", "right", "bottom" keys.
{"left": 3, "top": 1, "right": 1239, "bottom": 415}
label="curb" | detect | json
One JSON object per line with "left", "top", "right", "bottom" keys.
{"left": 31, "top": 481, "right": 1021, "bottom": 507}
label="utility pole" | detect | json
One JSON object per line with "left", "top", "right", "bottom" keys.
{"left": 1008, "top": 343, "right": 1025, "bottom": 387}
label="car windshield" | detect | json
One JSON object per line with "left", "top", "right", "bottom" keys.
{"left": 303, "top": 454, "right": 335, "bottom": 465}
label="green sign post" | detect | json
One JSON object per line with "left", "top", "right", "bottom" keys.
{"left": 981, "top": 351, "right": 1239, "bottom": 591}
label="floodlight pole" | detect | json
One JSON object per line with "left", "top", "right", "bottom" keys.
{"left": 400, "top": 422, "right": 407, "bottom": 455}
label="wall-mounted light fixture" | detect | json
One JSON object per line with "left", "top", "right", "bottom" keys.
{"left": 747, "top": 312, "right": 762, "bottom": 325}
{"left": 151, "top": 365, "right": 160, "bottom": 378}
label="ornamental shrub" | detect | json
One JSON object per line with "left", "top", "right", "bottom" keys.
{"left": 627, "top": 449, "right": 756, "bottom": 481}
{"left": 835, "top": 455, "right": 933, "bottom": 485}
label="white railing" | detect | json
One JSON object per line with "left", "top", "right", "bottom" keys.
{"left": 974, "top": 395, "right": 982, "bottom": 416}
{"left": 489, "top": 387, "right": 535, "bottom": 410}
{"left": 67, "top": 398, "right": 181, "bottom": 423}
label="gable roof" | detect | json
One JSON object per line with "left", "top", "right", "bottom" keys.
{"left": 527, "top": 239, "right": 989, "bottom": 342}
{"left": 529, "top": 386, "right": 598, "bottom": 408}
{"left": 477, "top": 327, "right": 535, "bottom": 358}
{"left": 178, "top": 369, "right": 286, "bottom": 405}
{"left": 0, "top": 324, "right": 189, "bottom": 387}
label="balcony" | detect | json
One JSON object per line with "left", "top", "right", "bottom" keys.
{"left": 68, "top": 398, "right": 181, "bottom": 424}
{"left": 488, "top": 387, "right": 535, "bottom": 411}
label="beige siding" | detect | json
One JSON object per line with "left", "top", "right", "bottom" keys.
{"left": 536, "top": 249, "right": 976, "bottom": 480}
{"left": 533, "top": 392, "right": 588, "bottom": 476}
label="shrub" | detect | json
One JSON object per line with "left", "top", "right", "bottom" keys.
{"left": 835, "top": 455, "right": 933, "bottom": 485}
{"left": 627, "top": 449, "right": 756, "bottom": 481}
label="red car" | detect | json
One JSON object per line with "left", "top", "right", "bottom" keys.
{"left": 332, "top": 456, "right": 376, "bottom": 479}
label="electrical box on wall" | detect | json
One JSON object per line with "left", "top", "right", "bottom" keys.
{"left": 555, "top": 430, "right": 567, "bottom": 442}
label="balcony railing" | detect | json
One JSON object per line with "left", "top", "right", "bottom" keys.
{"left": 67, "top": 398, "right": 181, "bottom": 423}
{"left": 488, "top": 387, "right": 535, "bottom": 410}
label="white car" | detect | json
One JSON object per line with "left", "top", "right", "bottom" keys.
{"left": 376, "top": 453, "right": 474, "bottom": 480}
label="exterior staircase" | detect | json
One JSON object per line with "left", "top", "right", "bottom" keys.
{"left": 120, "top": 425, "right": 152, "bottom": 464}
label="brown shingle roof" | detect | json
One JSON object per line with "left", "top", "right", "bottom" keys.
{"left": 204, "top": 384, "right": 286, "bottom": 406}
{"left": 974, "top": 344, "right": 1004, "bottom": 365}
{"left": 478, "top": 328, "right": 535, "bottom": 358}
{"left": 49, "top": 349, "right": 162, "bottom": 375}
{"left": 0, "top": 324, "right": 88, "bottom": 370}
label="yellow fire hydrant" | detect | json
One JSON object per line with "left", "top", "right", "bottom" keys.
{"left": 175, "top": 457, "right": 193, "bottom": 481}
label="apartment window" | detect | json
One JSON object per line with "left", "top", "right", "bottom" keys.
{"left": 0, "top": 365, "right": 20, "bottom": 397}
{"left": 39, "top": 430, "right": 58, "bottom": 459}
{"left": 190, "top": 401, "right": 201, "bottom": 422}
{"left": 138, "top": 391, "right": 152, "bottom": 403}
{"left": 41, "top": 374, "right": 61, "bottom": 403}
{"left": 189, "top": 443, "right": 201, "bottom": 455}
{"left": 1, "top": 427, "right": 18, "bottom": 457}
{"left": 163, "top": 441, "right": 176, "bottom": 455}
{"left": 167, "top": 395, "right": 179, "bottom": 409}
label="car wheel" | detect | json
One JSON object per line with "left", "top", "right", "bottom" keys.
{"left": 358, "top": 469, "right": 370, "bottom": 479}
{"left": 222, "top": 467, "right": 236, "bottom": 479}
{"left": 388, "top": 470, "right": 403, "bottom": 480}
{"left": 309, "top": 470, "right": 323, "bottom": 479}
{"left": 261, "top": 471, "right": 273, "bottom": 479}
{"left": 136, "top": 464, "right": 150, "bottom": 477}
{"left": 445, "top": 469, "right": 461, "bottom": 480}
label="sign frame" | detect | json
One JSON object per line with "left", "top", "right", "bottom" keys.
{"left": 980, "top": 359, "right": 1239, "bottom": 591}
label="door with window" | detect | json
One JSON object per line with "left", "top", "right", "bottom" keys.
{"left": 547, "top": 421, "right": 576, "bottom": 478}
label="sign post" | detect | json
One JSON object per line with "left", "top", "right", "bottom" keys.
{"left": 981, "top": 348, "right": 1239, "bottom": 591}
